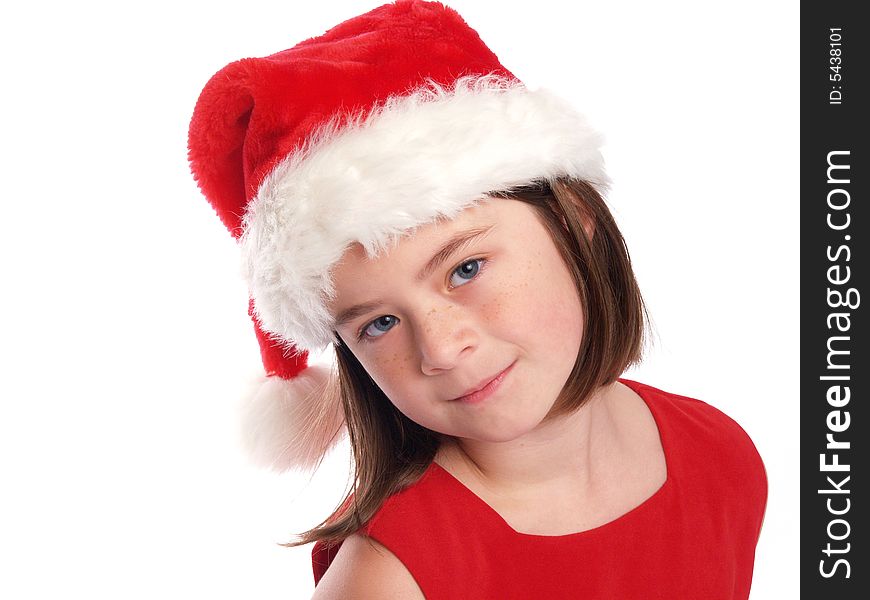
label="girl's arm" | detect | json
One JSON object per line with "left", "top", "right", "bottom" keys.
{"left": 311, "top": 533, "right": 425, "bottom": 599}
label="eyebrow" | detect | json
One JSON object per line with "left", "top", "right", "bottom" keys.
{"left": 333, "top": 224, "right": 495, "bottom": 329}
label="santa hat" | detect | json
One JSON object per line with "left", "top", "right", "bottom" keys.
{"left": 188, "top": 0, "right": 608, "bottom": 472}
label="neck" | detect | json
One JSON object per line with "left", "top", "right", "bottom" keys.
{"left": 435, "top": 381, "right": 631, "bottom": 498}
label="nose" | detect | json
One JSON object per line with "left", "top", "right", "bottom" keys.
{"left": 416, "top": 303, "right": 477, "bottom": 375}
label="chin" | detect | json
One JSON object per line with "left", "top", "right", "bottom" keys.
{"left": 462, "top": 412, "right": 550, "bottom": 444}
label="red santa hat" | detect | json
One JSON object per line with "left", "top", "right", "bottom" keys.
{"left": 188, "top": 0, "right": 608, "bottom": 472}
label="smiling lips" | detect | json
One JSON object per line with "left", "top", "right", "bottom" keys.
{"left": 451, "top": 361, "right": 516, "bottom": 404}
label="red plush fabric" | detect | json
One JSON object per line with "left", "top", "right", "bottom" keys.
{"left": 311, "top": 379, "right": 768, "bottom": 599}
{"left": 248, "top": 298, "right": 307, "bottom": 378}
{"left": 188, "top": 0, "right": 515, "bottom": 238}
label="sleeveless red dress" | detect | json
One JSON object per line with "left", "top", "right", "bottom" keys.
{"left": 312, "top": 379, "right": 768, "bottom": 599}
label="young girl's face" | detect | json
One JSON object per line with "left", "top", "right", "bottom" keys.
{"left": 328, "top": 197, "right": 585, "bottom": 443}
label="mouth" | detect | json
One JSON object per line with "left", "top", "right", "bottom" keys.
{"left": 450, "top": 361, "right": 516, "bottom": 404}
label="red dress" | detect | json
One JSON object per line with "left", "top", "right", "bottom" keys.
{"left": 312, "top": 379, "right": 768, "bottom": 599}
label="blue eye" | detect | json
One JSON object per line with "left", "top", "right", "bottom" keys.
{"left": 357, "top": 258, "right": 487, "bottom": 343}
{"left": 359, "top": 315, "right": 398, "bottom": 341}
{"left": 449, "top": 258, "right": 485, "bottom": 288}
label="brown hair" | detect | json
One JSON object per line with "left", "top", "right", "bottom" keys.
{"left": 285, "top": 176, "right": 649, "bottom": 548}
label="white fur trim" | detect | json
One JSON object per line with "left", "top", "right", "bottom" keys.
{"left": 239, "top": 363, "right": 345, "bottom": 472}
{"left": 241, "top": 75, "right": 608, "bottom": 351}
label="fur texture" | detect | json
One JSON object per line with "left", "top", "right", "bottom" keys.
{"left": 239, "top": 363, "right": 344, "bottom": 472}
{"left": 241, "top": 76, "right": 608, "bottom": 352}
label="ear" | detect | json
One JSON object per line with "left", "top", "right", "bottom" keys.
{"left": 550, "top": 178, "right": 598, "bottom": 243}
{"left": 560, "top": 211, "right": 595, "bottom": 243}
{"left": 580, "top": 213, "right": 596, "bottom": 242}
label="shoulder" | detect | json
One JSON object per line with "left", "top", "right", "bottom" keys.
{"left": 311, "top": 533, "right": 425, "bottom": 599}
{"left": 310, "top": 465, "right": 453, "bottom": 592}
{"left": 623, "top": 380, "right": 766, "bottom": 484}
{"left": 312, "top": 464, "right": 483, "bottom": 594}
{"left": 624, "top": 378, "right": 768, "bottom": 510}
{"left": 624, "top": 378, "right": 762, "bottom": 448}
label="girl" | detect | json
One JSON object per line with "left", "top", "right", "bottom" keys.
{"left": 188, "top": 1, "right": 767, "bottom": 598}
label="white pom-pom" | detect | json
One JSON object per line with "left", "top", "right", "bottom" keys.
{"left": 239, "top": 363, "right": 346, "bottom": 472}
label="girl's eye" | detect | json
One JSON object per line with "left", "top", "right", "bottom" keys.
{"left": 357, "top": 258, "right": 487, "bottom": 342}
{"left": 449, "top": 258, "right": 486, "bottom": 288}
{"left": 359, "top": 315, "right": 398, "bottom": 341}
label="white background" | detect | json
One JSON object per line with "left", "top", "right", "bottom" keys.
{"left": 0, "top": 0, "right": 798, "bottom": 598}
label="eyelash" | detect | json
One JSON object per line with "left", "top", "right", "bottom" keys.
{"left": 355, "top": 257, "right": 489, "bottom": 343}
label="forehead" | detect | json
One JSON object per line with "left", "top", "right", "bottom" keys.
{"left": 339, "top": 196, "right": 533, "bottom": 264}
{"left": 326, "top": 197, "right": 536, "bottom": 305}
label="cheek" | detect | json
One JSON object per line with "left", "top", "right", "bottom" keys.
{"left": 361, "top": 350, "right": 409, "bottom": 390}
{"left": 357, "top": 350, "right": 423, "bottom": 415}
{"left": 479, "top": 257, "right": 534, "bottom": 322}
{"left": 490, "top": 252, "right": 583, "bottom": 354}
{"left": 545, "top": 270, "right": 585, "bottom": 355}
